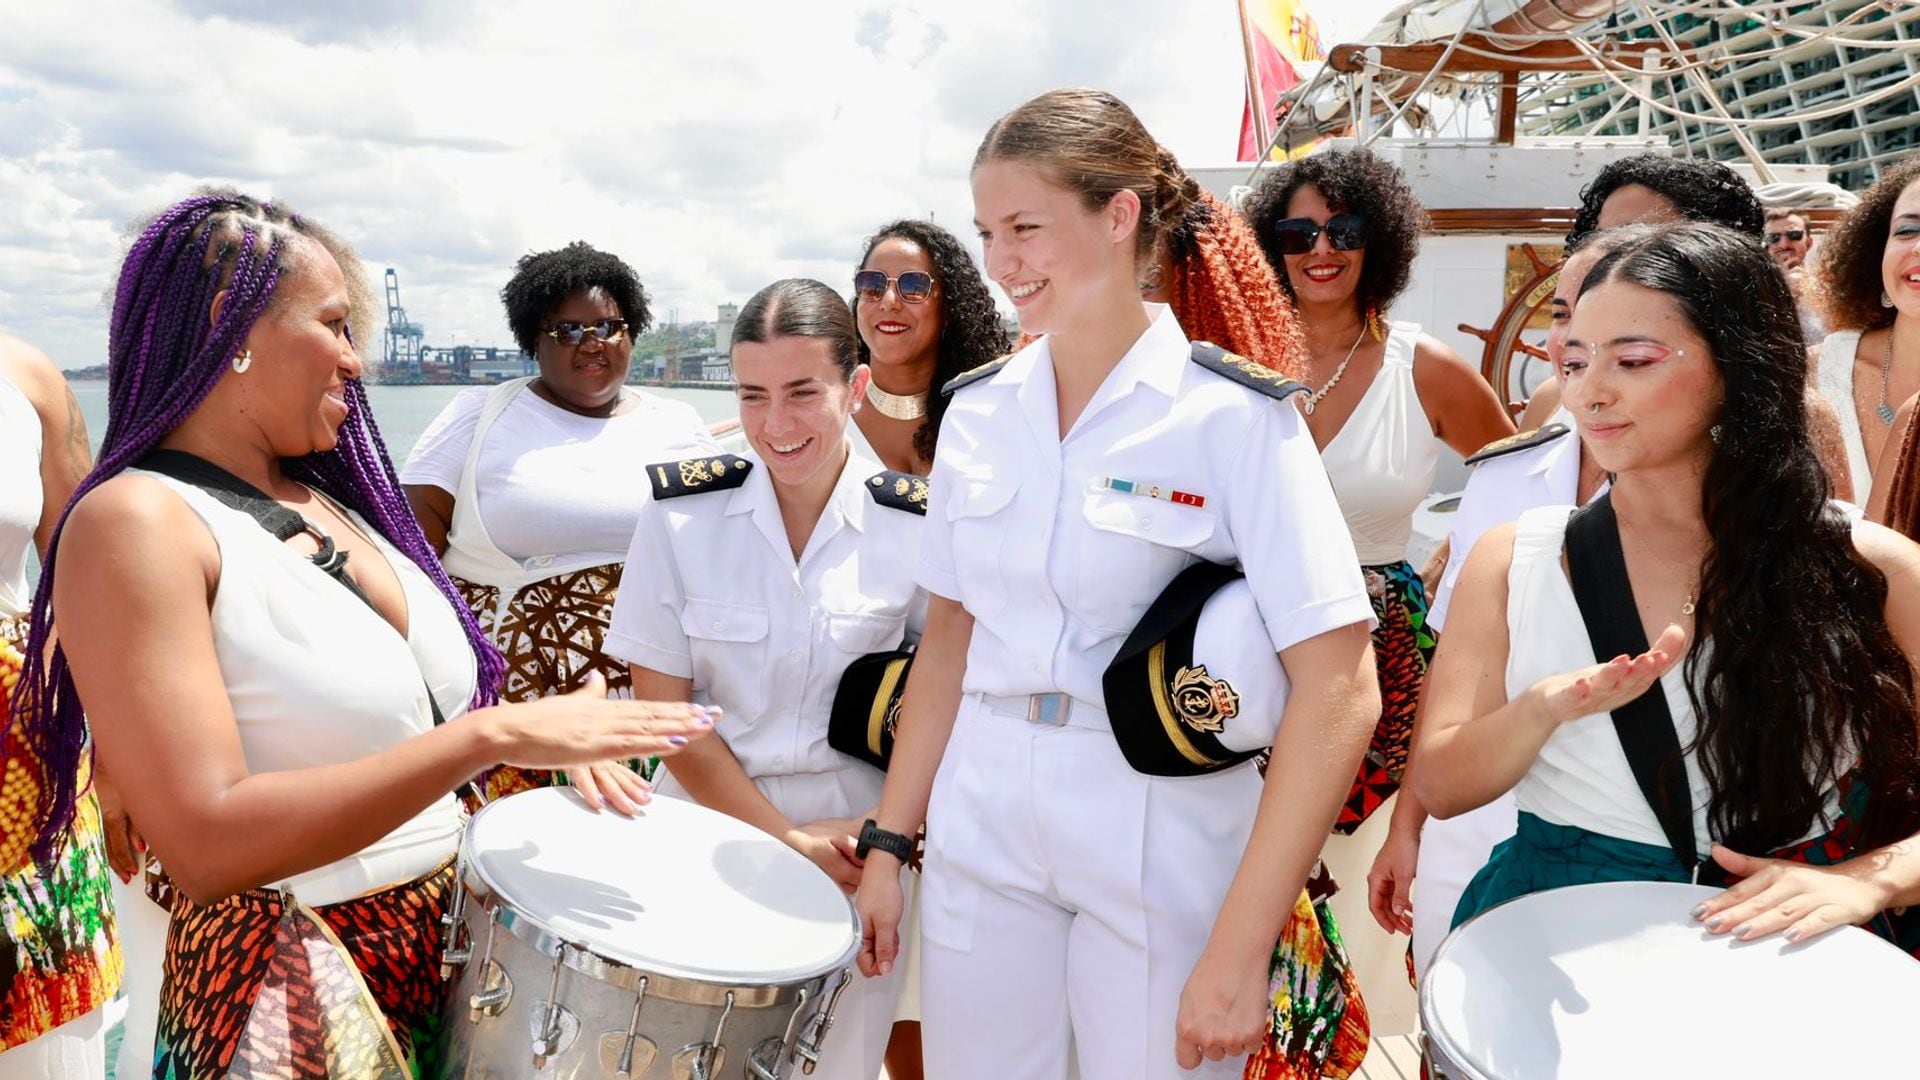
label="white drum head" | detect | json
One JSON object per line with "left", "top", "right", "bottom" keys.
{"left": 464, "top": 788, "right": 858, "bottom": 985}
{"left": 1423, "top": 881, "right": 1918, "bottom": 1078}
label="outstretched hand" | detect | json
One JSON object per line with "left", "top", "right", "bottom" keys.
{"left": 1532, "top": 623, "right": 1688, "bottom": 726}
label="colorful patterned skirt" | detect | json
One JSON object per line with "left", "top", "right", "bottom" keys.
{"left": 149, "top": 862, "right": 454, "bottom": 1080}
{"left": 0, "top": 612, "right": 123, "bottom": 1052}
{"left": 1454, "top": 802, "right": 1920, "bottom": 956}
{"left": 1336, "top": 562, "right": 1435, "bottom": 833}
{"left": 456, "top": 562, "right": 638, "bottom": 803}
{"left": 1243, "top": 888, "right": 1370, "bottom": 1080}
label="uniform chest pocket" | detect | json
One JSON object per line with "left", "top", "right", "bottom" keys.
{"left": 681, "top": 598, "right": 771, "bottom": 643}
{"left": 945, "top": 477, "right": 1020, "bottom": 617}
{"left": 828, "top": 611, "right": 909, "bottom": 655}
{"left": 1075, "top": 489, "right": 1220, "bottom": 630}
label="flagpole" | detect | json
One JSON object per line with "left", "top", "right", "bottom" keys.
{"left": 1237, "top": 0, "right": 1271, "bottom": 157}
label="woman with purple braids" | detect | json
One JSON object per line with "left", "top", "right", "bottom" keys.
{"left": 8, "top": 190, "right": 712, "bottom": 1079}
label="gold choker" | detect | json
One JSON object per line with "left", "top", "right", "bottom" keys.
{"left": 865, "top": 380, "right": 929, "bottom": 421}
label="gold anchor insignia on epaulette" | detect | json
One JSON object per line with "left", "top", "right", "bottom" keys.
{"left": 1171, "top": 664, "right": 1239, "bottom": 735}
{"left": 680, "top": 459, "right": 713, "bottom": 485}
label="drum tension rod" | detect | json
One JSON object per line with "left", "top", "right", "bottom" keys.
{"left": 795, "top": 969, "right": 854, "bottom": 1075}
{"left": 613, "top": 977, "right": 648, "bottom": 1078}
{"left": 532, "top": 948, "right": 576, "bottom": 1070}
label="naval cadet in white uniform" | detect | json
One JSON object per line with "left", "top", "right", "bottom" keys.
{"left": 851, "top": 89, "right": 1379, "bottom": 1080}
{"left": 605, "top": 279, "right": 925, "bottom": 1080}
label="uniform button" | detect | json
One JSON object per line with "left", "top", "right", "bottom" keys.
{"left": 712, "top": 621, "right": 723, "bottom": 631}
{"left": 1141, "top": 520, "right": 1154, "bottom": 532}
{"left": 788, "top": 650, "right": 802, "bottom": 661}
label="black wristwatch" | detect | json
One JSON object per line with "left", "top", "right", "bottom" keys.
{"left": 856, "top": 819, "right": 915, "bottom": 863}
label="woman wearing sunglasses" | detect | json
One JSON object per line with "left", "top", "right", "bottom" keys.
{"left": 851, "top": 220, "right": 1011, "bottom": 478}
{"left": 1241, "top": 148, "right": 1513, "bottom": 1028}
{"left": 404, "top": 241, "right": 718, "bottom": 805}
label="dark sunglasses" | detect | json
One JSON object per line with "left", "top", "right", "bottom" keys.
{"left": 854, "top": 270, "right": 935, "bottom": 304}
{"left": 543, "top": 318, "right": 628, "bottom": 346}
{"left": 1765, "top": 229, "right": 1807, "bottom": 245}
{"left": 1271, "top": 213, "right": 1368, "bottom": 255}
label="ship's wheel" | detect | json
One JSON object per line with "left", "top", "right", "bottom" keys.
{"left": 1459, "top": 243, "right": 1561, "bottom": 416}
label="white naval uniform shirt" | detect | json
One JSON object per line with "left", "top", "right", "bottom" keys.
{"left": 1428, "top": 408, "right": 1584, "bottom": 632}
{"left": 605, "top": 444, "right": 927, "bottom": 780}
{"left": 919, "top": 304, "right": 1373, "bottom": 710}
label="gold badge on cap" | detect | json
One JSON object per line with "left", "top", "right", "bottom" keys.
{"left": 1171, "top": 664, "right": 1239, "bottom": 734}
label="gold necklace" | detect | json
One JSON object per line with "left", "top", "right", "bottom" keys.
{"left": 1621, "top": 518, "right": 1699, "bottom": 617}
{"left": 864, "top": 380, "right": 928, "bottom": 421}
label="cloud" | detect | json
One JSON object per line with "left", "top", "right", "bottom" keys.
{"left": 0, "top": 0, "right": 1397, "bottom": 370}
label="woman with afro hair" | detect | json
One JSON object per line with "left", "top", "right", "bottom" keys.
{"left": 1820, "top": 157, "right": 1920, "bottom": 511}
{"left": 1240, "top": 147, "right": 1513, "bottom": 1032}
{"left": 851, "top": 220, "right": 1010, "bottom": 477}
{"left": 403, "top": 241, "right": 719, "bottom": 805}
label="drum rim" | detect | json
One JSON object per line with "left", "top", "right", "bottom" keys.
{"left": 461, "top": 789, "right": 862, "bottom": 989}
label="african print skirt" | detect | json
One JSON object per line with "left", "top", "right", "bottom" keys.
{"left": 1335, "top": 562, "right": 1435, "bottom": 834}
{"left": 0, "top": 610, "right": 123, "bottom": 1051}
{"left": 149, "top": 861, "right": 454, "bottom": 1080}
{"left": 456, "top": 562, "right": 639, "bottom": 803}
{"left": 1244, "top": 888, "right": 1370, "bottom": 1080}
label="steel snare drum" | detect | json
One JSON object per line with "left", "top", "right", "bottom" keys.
{"left": 435, "top": 787, "right": 859, "bottom": 1079}
{"left": 1420, "top": 881, "right": 1919, "bottom": 1079}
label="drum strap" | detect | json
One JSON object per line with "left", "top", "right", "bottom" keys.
{"left": 1563, "top": 494, "right": 1701, "bottom": 873}
{"left": 137, "top": 449, "right": 459, "bottom": 741}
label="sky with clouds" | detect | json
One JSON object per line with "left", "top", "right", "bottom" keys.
{"left": 0, "top": 0, "right": 1400, "bottom": 370}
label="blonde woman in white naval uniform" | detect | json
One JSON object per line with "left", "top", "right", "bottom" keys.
{"left": 850, "top": 89, "right": 1380, "bottom": 1080}
{"left": 607, "top": 278, "right": 925, "bottom": 1080}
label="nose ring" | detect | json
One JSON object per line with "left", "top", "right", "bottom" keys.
{"left": 1589, "top": 402, "right": 1601, "bottom": 415}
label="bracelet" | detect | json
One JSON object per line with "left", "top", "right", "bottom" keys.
{"left": 857, "top": 819, "right": 916, "bottom": 863}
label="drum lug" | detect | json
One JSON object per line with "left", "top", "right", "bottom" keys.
{"left": 793, "top": 969, "right": 852, "bottom": 1075}
{"left": 438, "top": 850, "right": 471, "bottom": 979}
{"left": 531, "top": 951, "right": 580, "bottom": 1070}
{"left": 747, "top": 1038, "right": 787, "bottom": 1080}
{"left": 530, "top": 1000, "right": 581, "bottom": 1070}
{"left": 468, "top": 960, "right": 513, "bottom": 1022}
{"left": 597, "top": 975, "right": 655, "bottom": 1078}
{"left": 670, "top": 990, "right": 734, "bottom": 1080}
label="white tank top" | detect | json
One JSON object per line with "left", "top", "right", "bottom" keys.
{"left": 1814, "top": 329, "right": 1871, "bottom": 506}
{"left": 1317, "top": 322, "right": 1440, "bottom": 564}
{"left": 138, "top": 471, "right": 477, "bottom": 905}
{"left": 1503, "top": 506, "right": 1839, "bottom": 853}
{"left": 0, "top": 373, "right": 42, "bottom": 616}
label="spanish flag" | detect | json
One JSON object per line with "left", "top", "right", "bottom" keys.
{"left": 1237, "top": 0, "right": 1326, "bottom": 161}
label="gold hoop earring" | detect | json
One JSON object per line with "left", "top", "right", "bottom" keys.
{"left": 231, "top": 348, "right": 253, "bottom": 374}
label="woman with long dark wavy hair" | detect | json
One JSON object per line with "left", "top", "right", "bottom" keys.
{"left": 851, "top": 219, "right": 1009, "bottom": 477}
{"left": 1416, "top": 221, "right": 1920, "bottom": 950}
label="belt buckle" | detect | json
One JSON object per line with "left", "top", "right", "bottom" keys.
{"left": 1027, "top": 694, "right": 1070, "bottom": 727}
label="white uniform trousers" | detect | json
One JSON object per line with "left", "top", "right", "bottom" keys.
{"left": 655, "top": 763, "right": 901, "bottom": 1080}
{"left": 919, "top": 695, "right": 1259, "bottom": 1080}
{"left": 111, "top": 871, "right": 170, "bottom": 1080}
{"left": 1410, "top": 792, "right": 1517, "bottom": 980}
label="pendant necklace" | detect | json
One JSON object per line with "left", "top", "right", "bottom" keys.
{"left": 1301, "top": 326, "right": 1369, "bottom": 416}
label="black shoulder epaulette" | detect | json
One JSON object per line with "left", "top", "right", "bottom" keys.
{"left": 866, "top": 470, "right": 929, "bottom": 516}
{"left": 647, "top": 454, "right": 753, "bottom": 499}
{"left": 1464, "top": 423, "right": 1570, "bottom": 466}
{"left": 941, "top": 353, "right": 1013, "bottom": 395}
{"left": 1188, "top": 341, "right": 1307, "bottom": 402}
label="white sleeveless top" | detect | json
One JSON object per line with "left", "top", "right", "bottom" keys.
{"left": 1814, "top": 329, "right": 1871, "bottom": 506}
{"left": 139, "top": 471, "right": 477, "bottom": 906}
{"left": 1317, "top": 322, "right": 1441, "bottom": 564}
{"left": 1504, "top": 506, "right": 1839, "bottom": 853}
{"left": 0, "top": 373, "right": 42, "bottom": 616}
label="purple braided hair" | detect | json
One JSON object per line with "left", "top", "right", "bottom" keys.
{"left": 10, "top": 191, "right": 503, "bottom": 864}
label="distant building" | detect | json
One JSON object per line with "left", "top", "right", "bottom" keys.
{"left": 715, "top": 303, "right": 739, "bottom": 355}
{"left": 1519, "top": 1, "right": 1920, "bottom": 193}
{"left": 702, "top": 355, "right": 733, "bottom": 383}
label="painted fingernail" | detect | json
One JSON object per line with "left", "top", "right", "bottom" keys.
{"left": 1733, "top": 923, "right": 1753, "bottom": 939}
{"left": 1783, "top": 926, "right": 1801, "bottom": 942}
{"left": 1690, "top": 903, "right": 1708, "bottom": 919}
{"left": 668, "top": 735, "right": 689, "bottom": 746}
{"left": 1705, "top": 916, "right": 1724, "bottom": 931}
